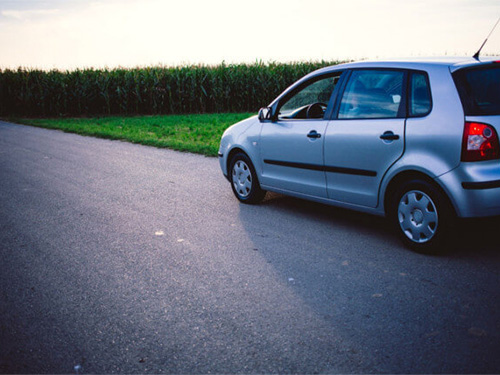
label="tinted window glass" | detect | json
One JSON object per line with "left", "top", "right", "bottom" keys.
{"left": 410, "top": 72, "right": 431, "bottom": 116}
{"left": 338, "top": 70, "right": 404, "bottom": 119}
{"left": 279, "top": 75, "right": 339, "bottom": 119}
{"left": 454, "top": 66, "right": 500, "bottom": 116}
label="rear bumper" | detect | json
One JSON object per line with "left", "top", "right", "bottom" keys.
{"left": 438, "top": 162, "right": 500, "bottom": 218}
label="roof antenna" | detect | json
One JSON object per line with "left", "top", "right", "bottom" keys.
{"left": 473, "top": 16, "right": 500, "bottom": 60}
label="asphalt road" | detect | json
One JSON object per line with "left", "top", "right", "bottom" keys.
{"left": 1, "top": 120, "right": 499, "bottom": 374}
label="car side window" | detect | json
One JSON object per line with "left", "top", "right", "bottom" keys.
{"left": 278, "top": 75, "right": 339, "bottom": 120}
{"left": 410, "top": 72, "right": 432, "bottom": 116}
{"left": 338, "top": 70, "right": 404, "bottom": 119}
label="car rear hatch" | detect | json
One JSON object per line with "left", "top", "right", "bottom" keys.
{"left": 453, "top": 61, "right": 500, "bottom": 161}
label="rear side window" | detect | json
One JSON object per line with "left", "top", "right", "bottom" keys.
{"left": 338, "top": 70, "right": 404, "bottom": 119}
{"left": 454, "top": 66, "right": 500, "bottom": 116}
{"left": 409, "top": 72, "right": 431, "bottom": 117}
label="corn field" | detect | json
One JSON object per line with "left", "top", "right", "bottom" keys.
{"left": 0, "top": 61, "right": 343, "bottom": 117}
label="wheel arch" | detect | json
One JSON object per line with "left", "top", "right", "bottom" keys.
{"left": 226, "top": 147, "right": 248, "bottom": 176}
{"left": 383, "top": 170, "right": 457, "bottom": 217}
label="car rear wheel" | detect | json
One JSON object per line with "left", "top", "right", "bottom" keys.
{"left": 390, "top": 179, "right": 455, "bottom": 254}
{"left": 229, "top": 153, "right": 266, "bottom": 204}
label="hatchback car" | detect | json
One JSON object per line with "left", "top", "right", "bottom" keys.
{"left": 218, "top": 57, "right": 500, "bottom": 253}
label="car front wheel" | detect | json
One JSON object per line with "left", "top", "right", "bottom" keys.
{"left": 229, "top": 153, "right": 266, "bottom": 204}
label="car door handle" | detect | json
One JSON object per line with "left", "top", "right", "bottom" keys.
{"left": 380, "top": 131, "right": 400, "bottom": 141}
{"left": 307, "top": 130, "right": 322, "bottom": 139}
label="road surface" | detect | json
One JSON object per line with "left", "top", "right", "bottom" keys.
{"left": 1, "top": 121, "right": 499, "bottom": 373}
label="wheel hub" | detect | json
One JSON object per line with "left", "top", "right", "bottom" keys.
{"left": 237, "top": 173, "right": 246, "bottom": 186}
{"left": 411, "top": 209, "right": 424, "bottom": 226}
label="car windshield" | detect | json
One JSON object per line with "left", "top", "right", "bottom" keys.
{"left": 454, "top": 66, "right": 500, "bottom": 116}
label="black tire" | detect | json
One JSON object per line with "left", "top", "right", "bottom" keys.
{"left": 389, "top": 179, "right": 456, "bottom": 255}
{"left": 229, "top": 153, "right": 266, "bottom": 204}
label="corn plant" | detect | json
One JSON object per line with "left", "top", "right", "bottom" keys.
{"left": 0, "top": 61, "right": 343, "bottom": 117}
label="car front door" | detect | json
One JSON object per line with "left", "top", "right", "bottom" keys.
{"left": 259, "top": 73, "right": 341, "bottom": 198}
{"left": 324, "top": 69, "right": 407, "bottom": 207}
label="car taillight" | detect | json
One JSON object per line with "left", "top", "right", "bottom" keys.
{"left": 462, "top": 122, "right": 500, "bottom": 161}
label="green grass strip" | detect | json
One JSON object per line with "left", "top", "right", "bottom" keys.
{"left": 9, "top": 113, "right": 254, "bottom": 156}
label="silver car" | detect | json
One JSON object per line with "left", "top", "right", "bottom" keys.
{"left": 218, "top": 58, "right": 500, "bottom": 253}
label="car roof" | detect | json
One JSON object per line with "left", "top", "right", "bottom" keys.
{"left": 273, "top": 56, "right": 500, "bottom": 107}
{"left": 312, "top": 56, "right": 500, "bottom": 75}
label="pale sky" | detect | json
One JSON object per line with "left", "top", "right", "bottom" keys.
{"left": 0, "top": 0, "right": 499, "bottom": 70}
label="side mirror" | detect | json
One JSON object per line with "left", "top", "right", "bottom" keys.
{"left": 258, "top": 107, "right": 272, "bottom": 122}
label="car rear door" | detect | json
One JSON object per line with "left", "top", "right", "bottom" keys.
{"left": 324, "top": 69, "right": 407, "bottom": 207}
